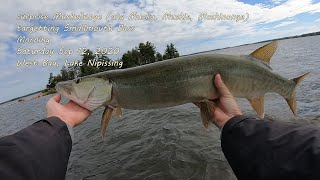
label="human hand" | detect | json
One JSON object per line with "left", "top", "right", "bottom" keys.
{"left": 210, "top": 74, "right": 242, "bottom": 129}
{"left": 46, "top": 94, "right": 92, "bottom": 128}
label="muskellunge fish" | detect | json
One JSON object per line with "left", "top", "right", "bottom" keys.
{"left": 56, "top": 41, "right": 309, "bottom": 138}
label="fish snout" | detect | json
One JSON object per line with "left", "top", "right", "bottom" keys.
{"left": 55, "top": 82, "right": 73, "bottom": 96}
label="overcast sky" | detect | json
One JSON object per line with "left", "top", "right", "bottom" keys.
{"left": 1, "top": 0, "right": 320, "bottom": 103}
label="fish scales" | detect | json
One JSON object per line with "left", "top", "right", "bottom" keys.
{"left": 94, "top": 54, "right": 293, "bottom": 109}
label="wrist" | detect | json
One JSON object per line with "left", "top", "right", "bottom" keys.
{"left": 218, "top": 113, "right": 242, "bottom": 129}
{"left": 218, "top": 119, "right": 229, "bottom": 129}
{"left": 48, "top": 115, "right": 75, "bottom": 128}
{"left": 62, "top": 119, "right": 75, "bottom": 128}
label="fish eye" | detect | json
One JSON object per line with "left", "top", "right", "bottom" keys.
{"left": 75, "top": 79, "right": 81, "bottom": 84}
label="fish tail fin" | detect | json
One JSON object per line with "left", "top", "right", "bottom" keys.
{"left": 285, "top": 72, "right": 310, "bottom": 115}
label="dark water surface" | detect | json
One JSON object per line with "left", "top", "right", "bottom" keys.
{"left": 0, "top": 36, "right": 319, "bottom": 179}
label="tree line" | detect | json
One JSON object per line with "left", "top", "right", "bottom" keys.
{"left": 44, "top": 42, "right": 179, "bottom": 93}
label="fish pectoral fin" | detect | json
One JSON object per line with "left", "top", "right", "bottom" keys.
{"left": 112, "top": 107, "right": 123, "bottom": 117}
{"left": 199, "top": 100, "right": 216, "bottom": 128}
{"left": 249, "top": 41, "right": 277, "bottom": 64}
{"left": 101, "top": 107, "right": 114, "bottom": 141}
{"left": 248, "top": 97, "right": 265, "bottom": 118}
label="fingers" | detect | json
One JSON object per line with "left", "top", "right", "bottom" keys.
{"left": 210, "top": 107, "right": 231, "bottom": 129}
{"left": 67, "top": 100, "right": 92, "bottom": 114}
{"left": 214, "top": 74, "right": 232, "bottom": 97}
{"left": 66, "top": 100, "right": 77, "bottom": 106}
{"left": 47, "top": 94, "right": 61, "bottom": 105}
{"left": 66, "top": 100, "right": 85, "bottom": 109}
{"left": 51, "top": 94, "right": 62, "bottom": 103}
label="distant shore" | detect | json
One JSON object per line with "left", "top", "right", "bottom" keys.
{"left": 0, "top": 88, "right": 57, "bottom": 105}
{"left": 184, "top": 31, "right": 320, "bottom": 56}
{"left": 0, "top": 90, "right": 43, "bottom": 105}
{"left": 17, "top": 88, "right": 57, "bottom": 103}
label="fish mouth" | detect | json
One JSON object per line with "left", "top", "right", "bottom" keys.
{"left": 56, "top": 81, "right": 73, "bottom": 97}
{"left": 55, "top": 81, "right": 96, "bottom": 111}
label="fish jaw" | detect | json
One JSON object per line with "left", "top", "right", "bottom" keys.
{"left": 55, "top": 77, "right": 113, "bottom": 111}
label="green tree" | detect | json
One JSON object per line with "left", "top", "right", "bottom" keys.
{"left": 97, "top": 54, "right": 113, "bottom": 72}
{"left": 138, "top": 41, "right": 156, "bottom": 64}
{"left": 46, "top": 73, "right": 55, "bottom": 89}
{"left": 60, "top": 66, "right": 69, "bottom": 81}
{"left": 80, "top": 49, "right": 100, "bottom": 77}
{"left": 155, "top": 52, "right": 163, "bottom": 62}
{"left": 163, "top": 43, "right": 179, "bottom": 60}
{"left": 44, "top": 72, "right": 62, "bottom": 93}
{"left": 68, "top": 66, "right": 76, "bottom": 79}
{"left": 61, "top": 65, "right": 77, "bottom": 81}
{"left": 53, "top": 74, "right": 62, "bottom": 85}
{"left": 49, "top": 74, "right": 61, "bottom": 91}
{"left": 121, "top": 48, "right": 143, "bottom": 68}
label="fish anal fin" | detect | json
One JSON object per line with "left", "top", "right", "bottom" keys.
{"left": 112, "top": 107, "right": 123, "bottom": 117}
{"left": 286, "top": 91, "right": 296, "bottom": 115}
{"left": 101, "top": 107, "right": 113, "bottom": 141}
{"left": 199, "top": 100, "right": 215, "bottom": 128}
{"left": 250, "top": 41, "right": 278, "bottom": 64}
{"left": 248, "top": 97, "right": 265, "bottom": 118}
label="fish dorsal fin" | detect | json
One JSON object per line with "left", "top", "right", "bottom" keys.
{"left": 249, "top": 41, "right": 278, "bottom": 64}
{"left": 248, "top": 97, "right": 265, "bottom": 118}
{"left": 101, "top": 107, "right": 114, "bottom": 140}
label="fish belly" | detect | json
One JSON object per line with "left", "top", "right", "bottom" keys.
{"left": 113, "top": 74, "right": 218, "bottom": 109}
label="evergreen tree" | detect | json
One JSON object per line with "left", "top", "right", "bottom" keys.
{"left": 122, "top": 48, "right": 143, "bottom": 68}
{"left": 97, "top": 54, "right": 112, "bottom": 71}
{"left": 156, "top": 52, "right": 163, "bottom": 61}
{"left": 61, "top": 66, "right": 76, "bottom": 80}
{"left": 46, "top": 73, "right": 54, "bottom": 89}
{"left": 68, "top": 66, "right": 76, "bottom": 79}
{"left": 80, "top": 49, "right": 100, "bottom": 76}
{"left": 60, "top": 66, "right": 69, "bottom": 81}
{"left": 138, "top": 41, "right": 156, "bottom": 64}
{"left": 163, "top": 43, "right": 179, "bottom": 60}
{"left": 53, "top": 74, "right": 62, "bottom": 85}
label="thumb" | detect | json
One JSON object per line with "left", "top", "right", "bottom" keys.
{"left": 214, "top": 74, "right": 232, "bottom": 97}
{"left": 51, "top": 94, "right": 62, "bottom": 103}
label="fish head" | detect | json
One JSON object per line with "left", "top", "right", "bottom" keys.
{"left": 55, "top": 77, "right": 112, "bottom": 111}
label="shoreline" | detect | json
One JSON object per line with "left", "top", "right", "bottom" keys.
{"left": 183, "top": 32, "right": 320, "bottom": 57}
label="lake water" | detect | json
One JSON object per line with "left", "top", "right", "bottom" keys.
{"left": 0, "top": 36, "right": 319, "bottom": 179}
